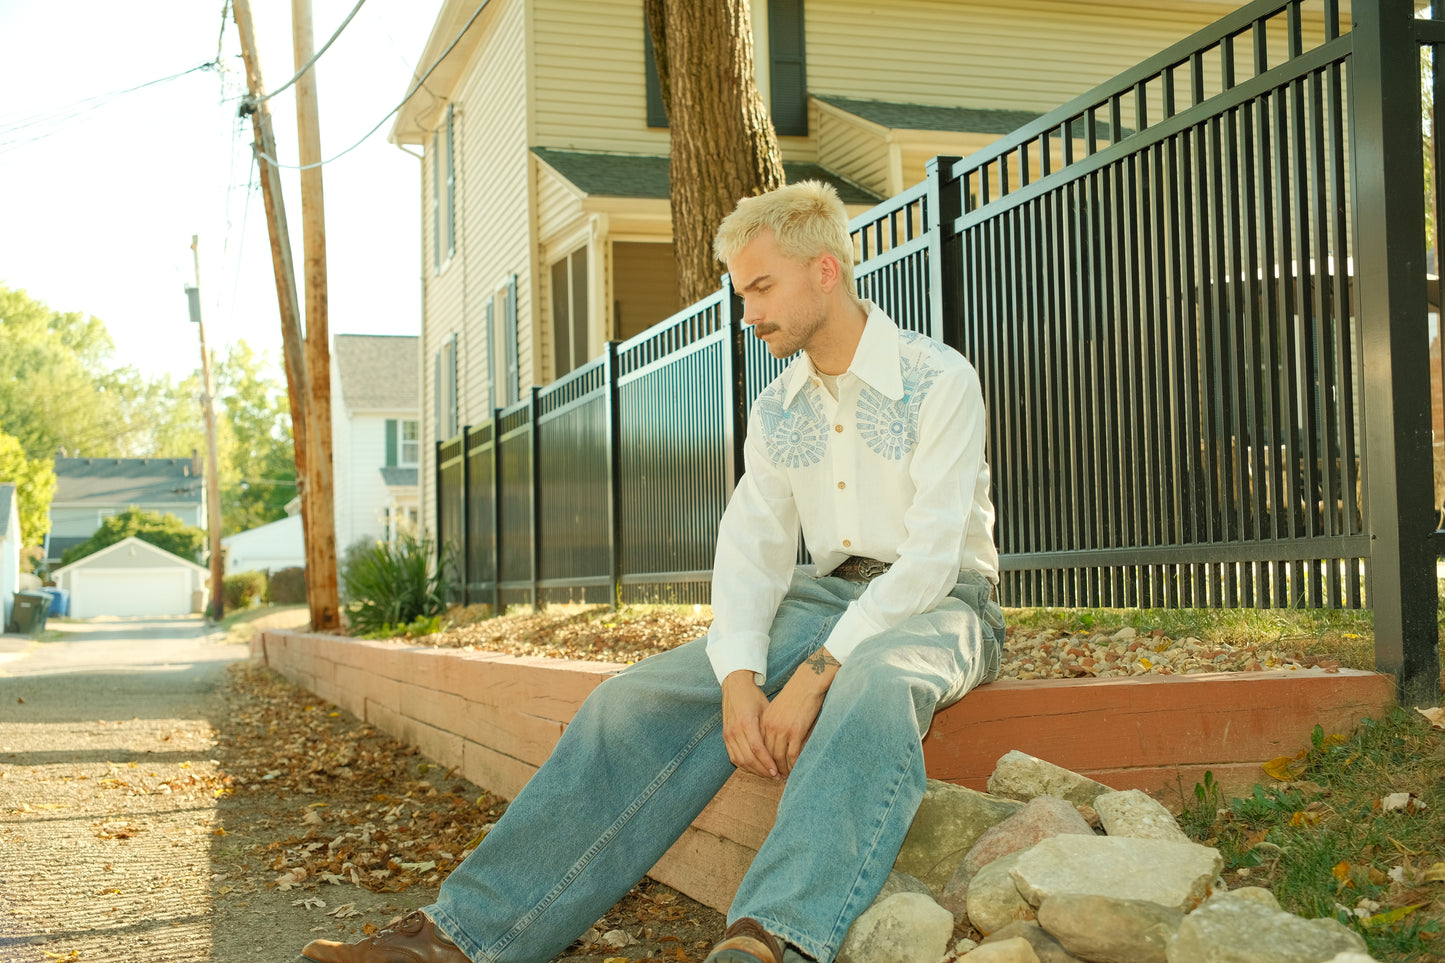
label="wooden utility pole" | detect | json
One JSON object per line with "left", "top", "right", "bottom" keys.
{"left": 188, "top": 236, "right": 226, "bottom": 622}
{"left": 291, "top": 0, "right": 341, "bottom": 629}
{"left": 232, "top": 0, "right": 340, "bottom": 630}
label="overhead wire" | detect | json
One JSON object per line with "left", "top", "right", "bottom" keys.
{"left": 248, "top": 0, "right": 490, "bottom": 172}
{"left": 254, "top": 0, "right": 369, "bottom": 105}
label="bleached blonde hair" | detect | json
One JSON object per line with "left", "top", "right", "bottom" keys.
{"left": 713, "top": 180, "right": 856, "bottom": 289}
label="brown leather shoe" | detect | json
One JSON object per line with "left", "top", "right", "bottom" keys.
{"left": 702, "top": 917, "right": 783, "bottom": 963}
{"left": 301, "top": 910, "right": 471, "bottom": 963}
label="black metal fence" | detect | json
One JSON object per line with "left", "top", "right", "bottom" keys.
{"left": 439, "top": 0, "right": 1441, "bottom": 703}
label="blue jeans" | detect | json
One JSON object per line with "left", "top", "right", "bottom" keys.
{"left": 425, "top": 568, "right": 1002, "bottom": 963}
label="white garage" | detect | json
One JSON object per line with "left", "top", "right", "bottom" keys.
{"left": 51, "top": 536, "right": 210, "bottom": 619}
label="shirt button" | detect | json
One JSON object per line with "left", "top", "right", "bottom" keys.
{"left": 837, "top": 481, "right": 846, "bottom": 490}
{"left": 842, "top": 539, "right": 852, "bottom": 548}
{"left": 834, "top": 424, "right": 843, "bottom": 433}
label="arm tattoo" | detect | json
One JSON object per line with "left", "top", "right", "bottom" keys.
{"left": 805, "top": 650, "right": 841, "bottom": 675}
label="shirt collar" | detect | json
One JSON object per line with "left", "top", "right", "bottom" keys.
{"left": 781, "top": 301, "right": 905, "bottom": 407}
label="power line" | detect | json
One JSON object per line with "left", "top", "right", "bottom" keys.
{"left": 248, "top": 0, "right": 489, "bottom": 172}
{"left": 256, "top": 0, "right": 369, "bottom": 105}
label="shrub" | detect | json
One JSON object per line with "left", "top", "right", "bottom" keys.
{"left": 343, "top": 535, "right": 450, "bottom": 638}
{"left": 338, "top": 537, "right": 379, "bottom": 603}
{"left": 223, "top": 570, "right": 267, "bottom": 612}
{"left": 268, "top": 566, "right": 307, "bottom": 605}
{"left": 63, "top": 507, "right": 206, "bottom": 566}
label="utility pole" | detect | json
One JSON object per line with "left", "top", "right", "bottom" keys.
{"left": 291, "top": 0, "right": 341, "bottom": 628}
{"left": 187, "top": 236, "right": 225, "bottom": 622}
{"left": 232, "top": 0, "right": 340, "bottom": 630}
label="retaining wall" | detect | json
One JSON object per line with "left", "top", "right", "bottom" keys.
{"left": 252, "top": 629, "right": 1396, "bottom": 913}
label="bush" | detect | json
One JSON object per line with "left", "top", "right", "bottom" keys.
{"left": 268, "top": 566, "right": 307, "bottom": 605}
{"left": 338, "top": 537, "right": 379, "bottom": 604}
{"left": 223, "top": 570, "right": 268, "bottom": 612}
{"left": 63, "top": 507, "right": 206, "bottom": 566}
{"left": 343, "top": 535, "right": 450, "bottom": 638}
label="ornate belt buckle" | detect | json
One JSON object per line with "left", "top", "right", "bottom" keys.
{"left": 856, "top": 557, "right": 889, "bottom": 581}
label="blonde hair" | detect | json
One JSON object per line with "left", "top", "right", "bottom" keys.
{"left": 714, "top": 180, "right": 856, "bottom": 289}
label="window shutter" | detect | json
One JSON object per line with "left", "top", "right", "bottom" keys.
{"left": 431, "top": 132, "right": 441, "bottom": 274}
{"left": 485, "top": 299, "right": 496, "bottom": 412}
{"left": 445, "top": 105, "right": 457, "bottom": 258}
{"left": 505, "top": 275, "right": 520, "bottom": 406}
{"left": 769, "top": 0, "right": 808, "bottom": 136}
{"left": 433, "top": 349, "right": 442, "bottom": 440}
{"left": 385, "top": 419, "right": 398, "bottom": 467}
{"left": 448, "top": 333, "right": 460, "bottom": 438}
{"left": 643, "top": 21, "right": 668, "bottom": 128}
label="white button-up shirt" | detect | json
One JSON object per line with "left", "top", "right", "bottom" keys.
{"left": 706, "top": 302, "right": 999, "bottom": 685}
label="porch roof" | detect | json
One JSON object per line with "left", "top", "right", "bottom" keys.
{"left": 531, "top": 149, "right": 882, "bottom": 206}
{"left": 815, "top": 95, "right": 1043, "bottom": 134}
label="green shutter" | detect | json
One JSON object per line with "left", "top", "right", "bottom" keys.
{"left": 644, "top": 19, "right": 668, "bottom": 128}
{"left": 769, "top": 0, "right": 808, "bottom": 136}
{"left": 385, "top": 419, "right": 398, "bottom": 467}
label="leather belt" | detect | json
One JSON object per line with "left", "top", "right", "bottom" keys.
{"left": 831, "top": 556, "right": 892, "bottom": 582}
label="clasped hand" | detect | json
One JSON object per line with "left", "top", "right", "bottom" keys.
{"left": 721, "top": 653, "right": 838, "bottom": 779}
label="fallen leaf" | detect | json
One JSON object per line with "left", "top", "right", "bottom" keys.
{"left": 1380, "top": 792, "right": 1427, "bottom": 814}
{"left": 1290, "top": 810, "right": 1324, "bottom": 827}
{"left": 1332, "top": 861, "right": 1352, "bottom": 883}
{"left": 1416, "top": 706, "right": 1445, "bottom": 730}
{"left": 327, "top": 902, "right": 362, "bottom": 918}
{"left": 292, "top": 896, "right": 326, "bottom": 909}
{"left": 41, "top": 951, "right": 78, "bottom": 962}
{"left": 1262, "top": 751, "right": 1309, "bottom": 781}
{"left": 1424, "top": 863, "right": 1445, "bottom": 884}
{"left": 362, "top": 923, "right": 379, "bottom": 936}
{"left": 601, "top": 929, "right": 639, "bottom": 948}
{"left": 274, "top": 867, "right": 308, "bottom": 891}
{"left": 1361, "top": 904, "right": 1426, "bottom": 928}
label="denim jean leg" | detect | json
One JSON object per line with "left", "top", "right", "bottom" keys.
{"left": 424, "top": 568, "right": 852, "bottom": 963}
{"left": 729, "top": 589, "right": 993, "bottom": 963}
{"left": 424, "top": 635, "right": 736, "bottom": 963}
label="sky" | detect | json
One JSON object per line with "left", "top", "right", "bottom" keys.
{"left": 0, "top": 0, "right": 442, "bottom": 382}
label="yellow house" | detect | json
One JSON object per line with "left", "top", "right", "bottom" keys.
{"left": 391, "top": 0, "right": 1260, "bottom": 536}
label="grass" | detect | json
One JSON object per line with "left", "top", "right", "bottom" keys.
{"left": 217, "top": 603, "right": 310, "bottom": 646}
{"left": 1179, "top": 708, "right": 1445, "bottom": 961}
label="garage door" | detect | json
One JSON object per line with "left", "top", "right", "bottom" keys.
{"left": 72, "top": 569, "right": 192, "bottom": 618}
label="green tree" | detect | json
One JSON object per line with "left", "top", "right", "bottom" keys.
{"left": 61, "top": 507, "right": 206, "bottom": 566}
{"left": 215, "top": 341, "right": 295, "bottom": 535}
{"left": 0, "top": 426, "right": 56, "bottom": 550}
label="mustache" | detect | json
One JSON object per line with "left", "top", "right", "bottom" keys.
{"left": 753, "top": 324, "right": 779, "bottom": 337}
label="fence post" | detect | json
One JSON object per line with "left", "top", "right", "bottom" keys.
{"left": 528, "top": 387, "right": 541, "bottom": 612}
{"left": 926, "top": 155, "right": 964, "bottom": 348}
{"left": 459, "top": 425, "right": 471, "bottom": 605}
{"left": 1351, "top": 0, "right": 1441, "bottom": 706}
{"left": 491, "top": 408, "right": 503, "bottom": 617}
{"left": 605, "top": 342, "right": 623, "bottom": 610}
{"left": 722, "top": 274, "right": 747, "bottom": 490}
{"left": 433, "top": 437, "right": 444, "bottom": 578}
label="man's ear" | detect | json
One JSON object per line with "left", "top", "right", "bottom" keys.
{"left": 816, "top": 252, "right": 842, "bottom": 293}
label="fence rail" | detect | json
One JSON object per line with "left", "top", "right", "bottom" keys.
{"left": 437, "top": 0, "right": 1440, "bottom": 704}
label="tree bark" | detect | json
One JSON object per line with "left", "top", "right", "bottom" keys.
{"left": 647, "top": 0, "right": 785, "bottom": 303}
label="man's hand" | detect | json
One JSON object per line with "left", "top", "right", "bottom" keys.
{"left": 721, "top": 670, "right": 779, "bottom": 779}
{"left": 760, "top": 648, "right": 839, "bottom": 777}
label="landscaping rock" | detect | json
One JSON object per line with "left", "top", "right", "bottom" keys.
{"left": 895, "top": 779, "right": 1023, "bottom": 892}
{"left": 988, "top": 751, "right": 1113, "bottom": 806}
{"left": 1012, "top": 836, "right": 1222, "bottom": 913}
{"left": 1093, "top": 789, "right": 1191, "bottom": 843}
{"left": 979, "top": 921, "right": 1083, "bottom": 963}
{"left": 1165, "top": 890, "right": 1371, "bottom": 963}
{"left": 961, "top": 795, "right": 1096, "bottom": 879}
{"left": 965, "top": 850, "right": 1034, "bottom": 936}
{"left": 1035, "top": 893, "right": 1182, "bottom": 963}
{"left": 835, "top": 892, "right": 953, "bottom": 963}
{"left": 963, "top": 937, "right": 1042, "bottom": 961}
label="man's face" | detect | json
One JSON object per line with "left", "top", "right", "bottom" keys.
{"left": 727, "top": 230, "right": 829, "bottom": 360}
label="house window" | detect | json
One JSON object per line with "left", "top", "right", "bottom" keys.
{"left": 644, "top": 1, "right": 806, "bottom": 135}
{"left": 400, "top": 420, "right": 419, "bottom": 465}
{"left": 432, "top": 105, "right": 457, "bottom": 274}
{"left": 551, "top": 247, "right": 590, "bottom": 378}
{"left": 490, "top": 276, "right": 520, "bottom": 408}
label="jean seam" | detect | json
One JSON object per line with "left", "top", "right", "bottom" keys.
{"left": 482, "top": 711, "right": 723, "bottom": 962}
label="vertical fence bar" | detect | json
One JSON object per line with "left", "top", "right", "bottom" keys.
{"left": 1352, "top": 0, "right": 1439, "bottom": 706}
{"left": 491, "top": 409, "right": 502, "bottom": 615}
{"left": 606, "top": 343, "right": 622, "bottom": 609}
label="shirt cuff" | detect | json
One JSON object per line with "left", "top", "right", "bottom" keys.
{"left": 822, "top": 604, "right": 888, "bottom": 663}
{"left": 706, "top": 630, "right": 772, "bottom": 686}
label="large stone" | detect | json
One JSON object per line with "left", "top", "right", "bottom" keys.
{"left": 1036, "top": 893, "right": 1183, "bottom": 963}
{"left": 938, "top": 861, "right": 971, "bottom": 929}
{"left": 835, "top": 892, "right": 953, "bottom": 963}
{"left": 961, "top": 937, "right": 1042, "bottom": 962}
{"left": 873, "top": 870, "right": 932, "bottom": 904}
{"left": 988, "top": 750, "right": 1113, "bottom": 806}
{"left": 1012, "top": 836, "right": 1222, "bottom": 914}
{"left": 965, "top": 850, "right": 1034, "bottom": 936}
{"left": 895, "top": 779, "right": 1022, "bottom": 892}
{"left": 962, "top": 796, "right": 1096, "bottom": 879}
{"left": 1321, "top": 954, "right": 1381, "bottom": 963}
{"left": 981, "top": 921, "right": 1083, "bottom": 963}
{"left": 1094, "top": 789, "right": 1191, "bottom": 843}
{"left": 1165, "top": 891, "right": 1370, "bottom": 963}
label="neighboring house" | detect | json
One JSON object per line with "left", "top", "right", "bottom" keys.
{"left": 389, "top": 0, "right": 1257, "bottom": 537}
{"left": 49, "top": 535, "right": 209, "bottom": 619}
{"left": 221, "top": 504, "right": 305, "bottom": 575}
{"left": 45, "top": 456, "right": 206, "bottom": 570}
{"left": 330, "top": 334, "right": 421, "bottom": 552}
{"left": 0, "top": 483, "right": 20, "bottom": 630}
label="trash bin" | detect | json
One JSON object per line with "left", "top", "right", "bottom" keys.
{"left": 45, "top": 588, "right": 69, "bottom": 618}
{"left": 7, "top": 592, "right": 51, "bottom": 637}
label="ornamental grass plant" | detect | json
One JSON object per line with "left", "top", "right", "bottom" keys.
{"left": 341, "top": 535, "right": 451, "bottom": 639}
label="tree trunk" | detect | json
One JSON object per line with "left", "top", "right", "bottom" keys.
{"left": 647, "top": 0, "right": 785, "bottom": 303}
